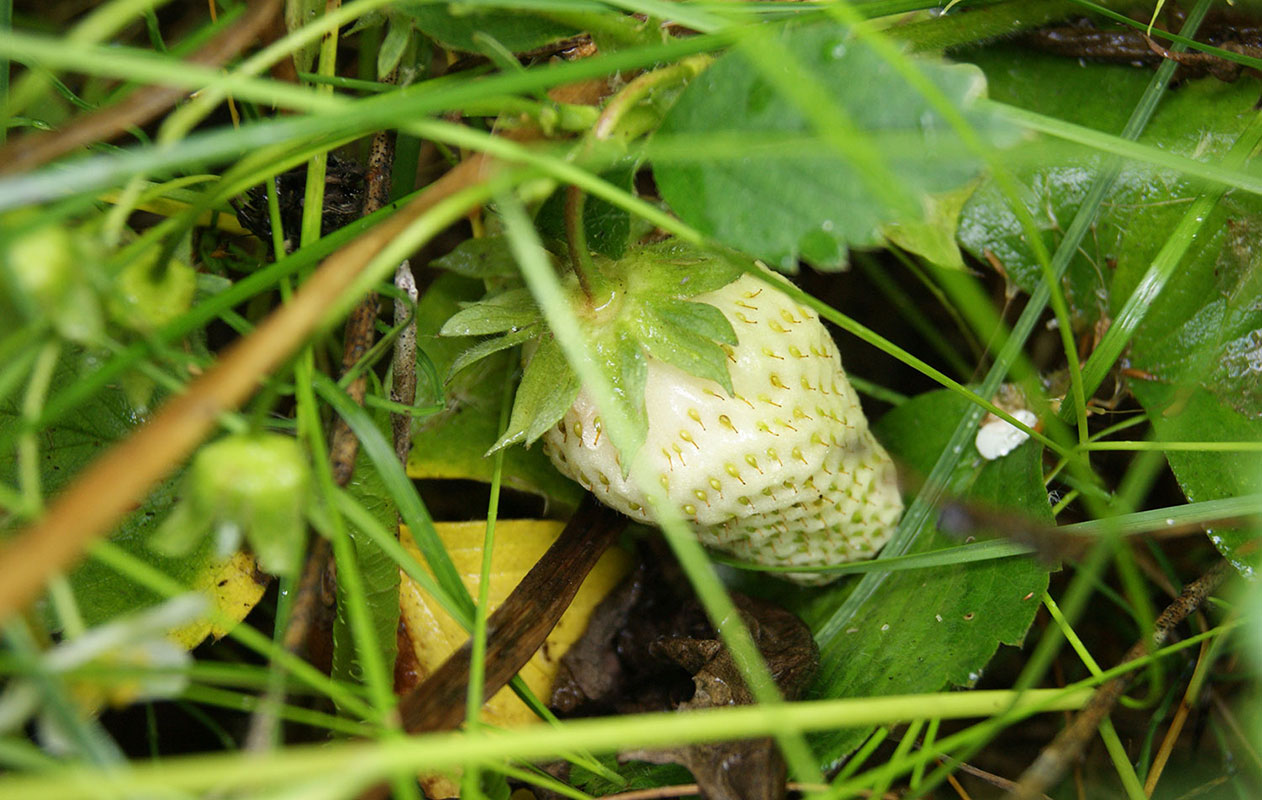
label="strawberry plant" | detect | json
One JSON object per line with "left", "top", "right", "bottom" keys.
{"left": 442, "top": 241, "right": 904, "bottom": 584}
{"left": 1, "top": 0, "right": 1260, "bottom": 798}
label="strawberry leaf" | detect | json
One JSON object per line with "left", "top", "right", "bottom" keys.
{"left": 439, "top": 288, "right": 541, "bottom": 336}
{"left": 409, "top": 274, "right": 581, "bottom": 505}
{"left": 397, "top": 0, "right": 577, "bottom": 54}
{"left": 645, "top": 298, "right": 738, "bottom": 347}
{"left": 626, "top": 242, "right": 743, "bottom": 299}
{"left": 881, "top": 182, "right": 976, "bottom": 270}
{"left": 491, "top": 335, "right": 580, "bottom": 452}
{"left": 332, "top": 441, "right": 400, "bottom": 693}
{"left": 432, "top": 235, "right": 520, "bottom": 279}
{"left": 602, "top": 331, "right": 649, "bottom": 469}
{"left": 957, "top": 45, "right": 1262, "bottom": 570}
{"left": 654, "top": 24, "right": 1018, "bottom": 271}
{"left": 537, "top": 166, "right": 637, "bottom": 259}
{"left": 448, "top": 325, "right": 542, "bottom": 379}
{"left": 0, "top": 354, "right": 266, "bottom": 643}
{"left": 767, "top": 390, "right": 1051, "bottom": 764}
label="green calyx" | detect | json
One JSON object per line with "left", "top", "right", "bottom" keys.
{"left": 439, "top": 239, "right": 744, "bottom": 462}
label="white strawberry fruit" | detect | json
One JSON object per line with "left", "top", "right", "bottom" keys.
{"left": 441, "top": 239, "right": 902, "bottom": 585}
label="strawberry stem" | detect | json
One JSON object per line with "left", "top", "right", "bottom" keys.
{"left": 563, "top": 184, "right": 597, "bottom": 301}
{"left": 592, "top": 54, "right": 713, "bottom": 141}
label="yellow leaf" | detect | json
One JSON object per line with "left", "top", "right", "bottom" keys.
{"left": 168, "top": 550, "right": 268, "bottom": 651}
{"left": 398, "top": 519, "right": 631, "bottom": 726}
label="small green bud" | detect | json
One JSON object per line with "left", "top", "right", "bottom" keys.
{"left": 8, "top": 224, "right": 75, "bottom": 309}
{"left": 153, "top": 434, "right": 311, "bottom": 577}
{"left": 1, "top": 223, "right": 103, "bottom": 342}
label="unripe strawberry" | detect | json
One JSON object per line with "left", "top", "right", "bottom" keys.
{"left": 541, "top": 271, "right": 901, "bottom": 585}
{"left": 442, "top": 240, "right": 902, "bottom": 585}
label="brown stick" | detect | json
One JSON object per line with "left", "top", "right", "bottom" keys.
{"left": 397, "top": 495, "right": 626, "bottom": 733}
{"left": 1010, "top": 560, "right": 1233, "bottom": 800}
{"left": 939, "top": 758, "right": 1052, "bottom": 800}
{"left": 0, "top": 152, "right": 499, "bottom": 623}
{"left": 328, "top": 120, "right": 396, "bottom": 486}
{"left": 0, "top": 0, "right": 283, "bottom": 175}
{"left": 1141, "top": 638, "right": 1208, "bottom": 796}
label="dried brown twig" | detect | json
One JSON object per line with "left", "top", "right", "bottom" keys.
{"left": 1010, "top": 559, "right": 1233, "bottom": 800}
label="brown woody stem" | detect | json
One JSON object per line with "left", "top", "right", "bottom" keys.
{"left": 246, "top": 118, "right": 400, "bottom": 752}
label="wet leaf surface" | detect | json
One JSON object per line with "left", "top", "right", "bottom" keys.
{"left": 956, "top": 45, "right": 1262, "bottom": 570}
{"left": 758, "top": 390, "right": 1053, "bottom": 765}
{"left": 332, "top": 444, "right": 401, "bottom": 691}
{"left": 397, "top": 1, "right": 578, "bottom": 54}
{"left": 957, "top": 46, "right": 1262, "bottom": 331}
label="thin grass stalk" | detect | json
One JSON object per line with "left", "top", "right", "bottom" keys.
{"left": 0, "top": 687, "right": 1100, "bottom": 799}
{"left": 461, "top": 377, "right": 513, "bottom": 796}
{"left": 863, "top": 10, "right": 1216, "bottom": 790}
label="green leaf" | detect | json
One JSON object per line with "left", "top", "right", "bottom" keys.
{"left": 314, "top": 372, "right": 475, "bottom": 627}
{"left": 1125, "top": 215, "right": 1262, "bottom": 573}
{"left": 448, "top": 325, "right": 541, "bottom": 379}
{"left": 378, "top": 17, "right": 412, "bottom": 79}
{"left": 954, "top": 45, "right": 1262, "bottom": 570}
{"left": 956, "top": 45, "right": 1262, "bottom": 330}
{"left": 284, "top": 0, "right": 325, "bottom": 74}
{"left": 654, "top": 24, "right": 1016, "bottom": 271}
{"left": 631, "top": 306, "right": 735, "bottom": 396}
{"left": 432, "top": 235, "right": 520, "bottom": 279}
{"left": 398, "top": 0, "right": 578, "bottom": 53}
{"left": 536, "top": 166, "right": 636, "bottom": 260}
{"left": 780, "top": 390, "right": 1051, "bottom": 764}
{"left": 332, "top": 445, "right": 401, "bottom": 690}
{"left": 597, "top": 330, "right": 648, "bottom": 471}
{"left": 0, "top": 355, "right": 266, "bottom": 641}
{"left": 491, "top": 335, "right": 580, "bottom": 451}
{"left": 439, "top": 288, "right": 541, "bottom": 336}
{"left": 410, "top": 274, "right": 582, "bottom": 504}
{"left": 882, "top": 182, "right": 977, "bottom": 270}
{"left": 570, "top": 754, "right": 693, "bottom": 796}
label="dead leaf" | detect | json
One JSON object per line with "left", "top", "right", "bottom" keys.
{"left": 550, "top": 548, "right": 818, "bottom": 800}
